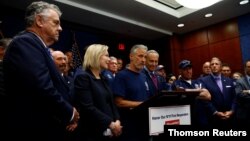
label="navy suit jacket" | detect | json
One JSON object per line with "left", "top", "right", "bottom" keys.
{"left": 0, "top": 61, "right": 4, "bottom": 96}
{"left": 74, "top": 68, "right": 120, "bottom": 140}
{"left": 3, "top": 31, "right": 73, "bottom": 137}
{"left": 235, "top": 76, "right": 250, "bottom": 125}
{"left": 235, "top": 76, "right": 250, "bottom": 100}
{"left": 141, "top": 68, "right": 167, "bottom": 96}
{"left": 141, "top": 68, "right": 158, "bottom": 96}
{"left": 0, "top": 60, "right": 7, "bottom": 130}
{"left": 200, "top": 74, "right": 237, "bottom": 115}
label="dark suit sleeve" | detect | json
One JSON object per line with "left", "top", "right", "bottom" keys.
{"left": 74, "top": 72, "right": 113, "bottom": 132}
{"left": 199, "top": 79, "right": 218, "bottom": 115}
{"left": 229, "top": 80, "right": 237, "bottom": 112}
{"left": 102, "top": 76, "right": 120, "bottom": 120}
{"left": 6, "top": 37, "right": 73, "bottom": 124}
{"left": 235, "top": 79, "right": 250, "bottom": 102}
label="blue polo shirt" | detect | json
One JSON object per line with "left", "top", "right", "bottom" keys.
{"left": 112, "top": 68, "right": 150, "bottom": 101}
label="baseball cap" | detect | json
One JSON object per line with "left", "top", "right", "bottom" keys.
{"left": 179, "top": 60, "right": 192, "bottom": 69}
{"left": 156, "top": 65, "right": 164, "bottom": 71}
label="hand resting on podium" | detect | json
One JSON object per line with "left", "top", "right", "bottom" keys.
{"left": 176, "top": 87, "right": 211, "bottom": 101}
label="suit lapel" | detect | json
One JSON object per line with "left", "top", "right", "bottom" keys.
{"left": 221, "top": 76, "right": 226, "bottom": 94}
{"left": 243, "top": 77, "right": 250, "bottom": 89}
{"left": 210, "top": 75, "right": 224, "bottom": 95}
{"left": 29, "top": 32, "right": 70, "bottom": 89}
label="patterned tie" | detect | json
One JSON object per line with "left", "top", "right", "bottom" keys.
{"left": 215, "top": 77, "right": 223, "bottom": 93}
{"left": 150, "top": 72, "right": 158, "bottom": 88}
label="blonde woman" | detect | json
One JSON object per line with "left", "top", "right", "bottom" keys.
{"left": 74, "top": 44, "right": 122, "bottom": 141}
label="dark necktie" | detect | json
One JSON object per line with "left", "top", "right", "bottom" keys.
{"left": 150, "top": 72, "right": 158, "bottom": 88}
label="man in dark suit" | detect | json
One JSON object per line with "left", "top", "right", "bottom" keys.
{"left": 0, "top": 38, "right": 12, "bottom": 95}
{"left": 51, "top": 51, "right": 75, "bottom": 103}
{"left": 235, "top": 60, "right": 250, "bottom": 128}
{"left": 0, "top": 38, "right": 12, "bottom": 134}
{"left": 199, "top": 57, "right": 236, "bottom": 129}
{"left": 3, "top": 1, "right": 79, "bottom": 140}
{"left": 0, "top": 38, "right": 12, "bottom": 94}
{"left": 141, "top": 50, "right": 166, "bottom": 96}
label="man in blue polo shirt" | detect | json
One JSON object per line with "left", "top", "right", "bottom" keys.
{"left": 112, "top": 44, "right": 149, "bottom": 141}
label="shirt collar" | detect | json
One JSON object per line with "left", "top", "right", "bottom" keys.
{"left": 28, "top": 31, "right": 47, "bottom": 48}
{"left": 144, "top": 66, "right": 155, "bottom": 75}
{"left": 211, "top": 73, "right": 221, "bottom": 79}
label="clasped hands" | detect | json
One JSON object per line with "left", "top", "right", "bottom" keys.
{"left": 215, "top": 110, "right": 233, "bottom": 120}
{"left": 109, "top": 120, "right": 123, "bottom": 137}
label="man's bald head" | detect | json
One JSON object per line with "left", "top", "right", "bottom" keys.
{"left": 51, "top": 51, "right": 66, "bottom": 74}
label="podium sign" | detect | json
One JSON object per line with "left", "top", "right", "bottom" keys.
{"left": 149, "top": 105, "right": 191, "bottom": 135}
{"left": 131, "top": 91, "right": 199, "bottom": 137}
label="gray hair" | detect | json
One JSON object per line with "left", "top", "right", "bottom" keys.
{"left": 25, "top": 1, "right": 62, "bottom": 27}
{"left": 109, "top": 56, "right": 117, "bottom": 61}
{"left": 130, "top": 44, "right": 148, "bottom": 54}
{"left": 147, "top": 50, "right": 159, "bottom": 57}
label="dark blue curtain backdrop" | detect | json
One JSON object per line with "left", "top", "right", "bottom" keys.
{"left": 51, "top": 29, "right": 100, "bottom": 56}
{"left": 238, "top": 13, "right": 250, "bottom": 65}
{"left": 0, "top": 5, "right": 154, "bottom": 64}
{"left": 0, "top": 13, "right": 101, "bottom": 58}
{"left": 0, "top": 8, "right": 25, "bottom": 38}
{"left": 0, "top": 5, "right": 169, "bottom": 68}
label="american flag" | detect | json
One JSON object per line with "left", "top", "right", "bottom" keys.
{"left": 71, "top": 34, "right": 82, "bottom": 69}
